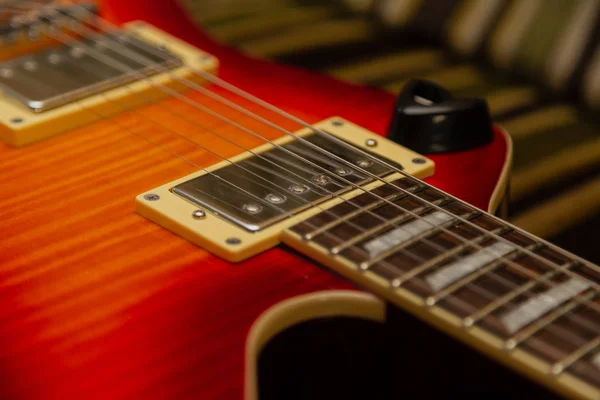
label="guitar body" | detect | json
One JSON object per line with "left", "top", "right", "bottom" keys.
{"left": 0, "top": 1, "right": 510, "bottom": 399}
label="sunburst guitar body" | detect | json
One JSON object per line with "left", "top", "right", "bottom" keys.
{"left": 2, "top": 1, "right": 599, "bottom": 400}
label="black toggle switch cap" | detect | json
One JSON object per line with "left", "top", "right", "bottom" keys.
{"left": 387, "top": 79, "right": 494, "bottom": 154}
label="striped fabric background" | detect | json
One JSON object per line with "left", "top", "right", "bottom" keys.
{"left": 179, "top": 0, "right": 600, "bottom": 263}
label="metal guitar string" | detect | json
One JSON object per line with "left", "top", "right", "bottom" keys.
{"left": 8, "top": 3, "right": 600, "bottom": 348}
{"left": 25, "top": 15, "right": 596, "bottom": 346}
{"left": 16, "top": 0, "right": 600, "bottom": 291}
{"left": 53, "top": 1, "right": 600, "bottom": 281}
{"left": 10, "top": 2, "right": 600, "bottom": 338}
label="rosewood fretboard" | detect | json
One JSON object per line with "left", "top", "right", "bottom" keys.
{"left": 284, "top": 177, "right": 600, "bottom": 395}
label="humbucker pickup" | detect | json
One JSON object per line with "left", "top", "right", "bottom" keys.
{"left": 0, "top": 21, "right": 218, "bottom": 146}
{"left": 136, "top": 118, "right": 434, "bottom": 262}
{"left": 0, "top": 33, "right": 182, "bottom": 112}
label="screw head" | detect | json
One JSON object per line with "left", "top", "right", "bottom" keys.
{"left": 144, "top": 193, "right": 160, "bottom": 201}
{"left": 243, "top": 203, "right": 263, "bottom": 214}
{"left": 11, "top": 118, "right": 23, "bottom": 124}
{"left": 289, "top": 184, "right": 309, "bottom": 194}
{"left": 226, "top": 237, "right": 241, "bottom": 245}
{"left": 332, "top": 120, "right": 344, "bottom": 127}
{"left": 192, "top": 209, "right": 206, "bottom": 219}
{"left": 412, "top": 157, "right": 426, "bottom": 164}
{"left": 365, "top": 138, "right": 378, "bottom": 147}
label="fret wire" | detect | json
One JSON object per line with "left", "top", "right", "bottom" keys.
{"left": 390, "top": 224, "right": 508, "bottom": 288}
{"left": 50, "top": 1, "right": 600, "bottom": 291}
{"left": 16, "top": 2, "right": 600, "bottom": 374}
{"left": 359, "top": 208, "right": 478, "bottom": 270}
{"left": 463, "top": 260, "right": 580, "bottom": 327}
{"left": 505, "top": 291, "right": 598, "bottom": 351}
{"left": 430, "top": 242, "right": 543, "bottom": 306}
{"left": 303, "top": 190, "right": 414, "bottom": 241}
{"left": 330, "top": 198, "right": 449, "bottom": 255}
{"left": 551, "top": 335, "right": 600, "bottom": 376}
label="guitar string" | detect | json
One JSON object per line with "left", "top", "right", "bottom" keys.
{"left": 52, "top": 3, "right": 600, "bottom": 283}
{"left": 50, "top": 0, "right": 600, "bottom": 282}
{"left": 7, "top": 4, "right": 600, "bottom": 351}
{"left": 31, "top": 14, "right": 600, "bottom": 350}
{"left": 10, "top": 3, "right": 600, "bottom": 340}
{"left": 28, "top": 25, "right": 600, "bottom": 350}
{"left": 13, "top": 1, "right": 600, "bottom": 308}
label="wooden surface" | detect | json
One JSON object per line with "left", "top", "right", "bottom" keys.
{"left": 0, "top": 1, "right": 508, "bottom": 399}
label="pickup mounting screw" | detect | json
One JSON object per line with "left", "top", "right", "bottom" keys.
{"left": 332, "top": 120, "right": 344, "bottom": 126}
{"left": 412, "top": 158, "right": 426, "bottom": 164}
{"left": 192, "top": 209, "right": 206, "bottom": 219}
{"left": 11, "top": 118, "right": 23, "bottom": 124}
{"left": 365, "top": 138, "right": 378, "bottom": 147}
{"left": 144, "top": 193, "right": 160, "bottom": 201}
{"left": 226, "top": 237, "right": 241, "bottom": 245}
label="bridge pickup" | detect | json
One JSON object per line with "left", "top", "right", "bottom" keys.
{"left": 136, "top": 118, "right": 434, "bottom": 262}
{"left": 0, "top": 32, "right": 182, "bottom": 112}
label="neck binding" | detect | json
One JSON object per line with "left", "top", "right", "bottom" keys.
{"left": 281, "top": 176, "right": 600, "bottom": 399}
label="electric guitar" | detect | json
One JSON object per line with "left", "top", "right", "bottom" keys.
{"left": 0, "top": 1, "right": 598, "bottom": 399}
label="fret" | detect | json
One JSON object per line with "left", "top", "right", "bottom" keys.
{"left": 504, "top": 289, "right": 596, "bottom": 350}
{"left": 425, "top": 239, "right": 517, "bottom": 293}
{"left": 360, "top": 209, "right": 455, "bottom": 260}
{"left": 437, "top": 251, "right": 562, "bottom": 319}
{"left": 500, "top": 275, "right": 590, "bottom": 335}
{"left": 302, "top": 191, "right": 413, "bottom": 241}
{"left": 289, "top": 178, "right": 419, "bottom": 237}
{"left": 552, "top": 336, "right": 600, "bottom": 376}
{"left": 390, "top": 225, "right": 507, "bottom": 289}
{"left": 463, "top": 259, "right": 578, "bottom": 328}
{"left": 329, "top": 202, "right": 436, "bottom": 255}
{"left": 359, "top": 209, "right": 477, "bottom": 270}
{"left": 426, "top": 239, "right": 535, "bottom": 307}
{"left": 517, "top": 298, "right": 599, "bottom": 368}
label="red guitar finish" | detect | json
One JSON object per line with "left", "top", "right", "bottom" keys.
{"left": 0, "top": 1, "right": 508, "bottom": 399}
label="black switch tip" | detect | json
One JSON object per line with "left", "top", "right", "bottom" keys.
{"left": 387, "top": 79, "right": 493, "bottom": 154}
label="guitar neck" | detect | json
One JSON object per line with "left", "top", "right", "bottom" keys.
{"left": 281, "top": 175, "right": 600, "bottom": 400}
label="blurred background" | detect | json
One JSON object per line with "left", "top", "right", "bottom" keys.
{"left": 180, "top": 0, "right": 600, "bottom": 263}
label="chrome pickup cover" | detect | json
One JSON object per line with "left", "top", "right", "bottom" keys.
{"left": 173, "top": 133, "right": 401, "bottom": 232}
{"left": 0, "top": 32, "right": 182, "bottom": 112}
